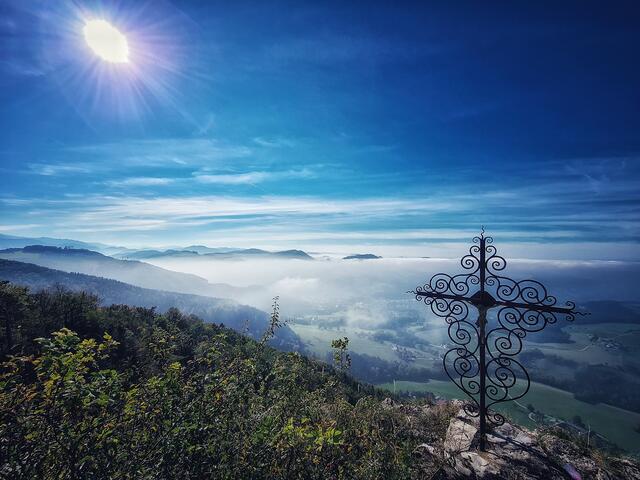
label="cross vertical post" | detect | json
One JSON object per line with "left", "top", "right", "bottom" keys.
{"left": 478, "top": 235, "right": 487, "bottom": 451}
{"left": 477, "top": 307, "right": 488, "bottom": 449}
{"left": 411, "top": 229, "right": 585, "bottom": 452}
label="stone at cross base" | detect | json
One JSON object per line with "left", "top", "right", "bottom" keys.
{"left": 414, "top": 400, "right": 640, "bottom": 480}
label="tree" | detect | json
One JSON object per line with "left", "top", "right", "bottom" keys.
{"left": 331, "top": 336, "right": 351, "bottom": 372}
{"left": 0, "top": 281, "right": 31, "bottom": 355}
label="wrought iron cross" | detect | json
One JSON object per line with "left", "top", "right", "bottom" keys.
{"left": 411, "top": 229, "right": 585, "bottom": 450}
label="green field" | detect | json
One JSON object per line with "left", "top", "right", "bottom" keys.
{"left": 528, "top": 323, "right": 640, "bottom": 368}
{"left": 293, "top": 321, "right": 640, "bottom": 374}
{"left": 377, "top": 380, "right": 640, "bottom": 453}
{"left": 291, "top": 324, "right": 400, "bottom": 362}
{"left": 290, "top": 323, "right": 446, "bottom": 367}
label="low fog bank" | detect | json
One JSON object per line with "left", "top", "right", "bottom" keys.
{"left": 145, "top": 255, "right": 640, "bottom": 329}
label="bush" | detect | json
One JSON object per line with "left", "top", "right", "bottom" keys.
{"left": 0, "top": 284, "right": 446, "bottom": 479}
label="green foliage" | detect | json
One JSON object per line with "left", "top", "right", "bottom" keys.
{"left": 0, "top": 281, "right": 32, "bottom": 353}
{"left": 331, "top": 336, "right": 351, "bottom": 372}
{"left": 260, "top": 296, "right": 284, "bottom": 347}
{"left": 0, "top": 284, "right": 445, "bottom": 479}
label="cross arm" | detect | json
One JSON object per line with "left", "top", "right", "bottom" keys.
{"left": 489, "top": 298, "right": 579, "bottom": 314}
{"left": 412, "top": 290, "right": 474, "bottom": 303}
{"left": 413, "top": 289, "right": 580, "bottom": 314}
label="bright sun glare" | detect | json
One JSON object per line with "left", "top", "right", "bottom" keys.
{"left": 83, "top": 19, "right": 129, "bottom": 63}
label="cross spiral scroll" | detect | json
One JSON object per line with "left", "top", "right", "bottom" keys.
{"left": 411, "top": 229, "right": 586, "bottom": 450}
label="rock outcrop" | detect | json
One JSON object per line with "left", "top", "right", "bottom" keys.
{"left": 414, "top": 401, "right": 640, "bottom": 479}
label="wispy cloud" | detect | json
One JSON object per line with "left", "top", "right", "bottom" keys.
{"left": 1, "top": 178, "right": 639, "bottom": 260}
{"left": 64, "top": 139, "right": 253, "bottom": 167}
{"left": 5, "top": 147, "right": 640, "bottom": 259}
{"left": 252, "top": 136, "right": 296, "bottom": 148}
{"left": 0, "top": 223, "right": 42, "bottom": 232}
{"left": 28, "top": 163, "right": 93, "bottom": 176}
{"left": 105, "top": 177, "right": 175, "bottom": 187}
{"left": 194, "top": 172, "right": 273, "bottom": 185}
{"left": 0, "top": 194, "right": 454, "bottom": 234}
{"left": 193, "top": 169, "right": 314, "bottom": 185}
{"left": 19, "top": 139, "right": 257, "bottom": 180}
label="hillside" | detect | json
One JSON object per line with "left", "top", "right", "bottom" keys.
{"left": 0, "top": 259, "right": 300, "bottom": 350}
{"left": 1, "top": 282, "right": 637, "bottom": 479}
{"left": 0, "top": 245, "right": 237, "bottom": 297}
{"left": 0, "top": 233, "right": 109, "bottom": 252}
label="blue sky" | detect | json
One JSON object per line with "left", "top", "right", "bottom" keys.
{"left": 0, "top": 1, "right": 639, "bottom": 259}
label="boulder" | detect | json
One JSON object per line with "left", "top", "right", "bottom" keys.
{"left": 428, "top": 406, "right": 638, "bottom": 479}
{"left": 444, "top": 415, "right": 478, "bottom": 453}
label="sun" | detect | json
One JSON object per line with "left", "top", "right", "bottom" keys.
{"left": 83, "top": 19, "right": 129, "bottom": 63}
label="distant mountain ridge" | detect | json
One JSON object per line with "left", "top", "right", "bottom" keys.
{"left": 343, "top": 253, "right": 382, "bottom": 260}
{"left": 0, "top": 233, "right": 111, "bottom": 252}
{"left": 183, "top": 245, "right": 238, "bottom": 254}
{"left": 3, "top": 245, "right": 105, "bottom": 258}
{"left": 0, "top": 234, "right": 314, "bottom": 260}
{"left": 0, "top": 258, "right": 301, "bottom": 350}
{"left": 117, "top": 247, "right": 314, "bottom": 260}
{"left": 118, "top": 249, "right": 201, "bottom": 260}
{"left": 0, "top": 245, "right": 229, "bottom": 297}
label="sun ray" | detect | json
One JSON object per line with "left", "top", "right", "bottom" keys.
{"left": 25, "top": 1, "right": 201, "bottom": 124}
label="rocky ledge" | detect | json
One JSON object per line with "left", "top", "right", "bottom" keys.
{"left": 412, "top": 400, "right": 640, "bottom": 479}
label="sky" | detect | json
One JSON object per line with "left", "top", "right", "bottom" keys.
{"left": 0, "top": 1, "right": 639, "bottom": 259}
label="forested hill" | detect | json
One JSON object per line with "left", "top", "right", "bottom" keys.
{"left": 1, "top": 282, "right": 638, "bottom": 479}
{"left": 0, "top": 282, "right": 429, "bottom": 478}
{"left": 0, "top": 259, "right": 300, "bottom": 350}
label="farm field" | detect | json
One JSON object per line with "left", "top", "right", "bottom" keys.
{"left": 291, "top": 323, "right": 447, "bottom": 369}
{"left": 293, "top": 321, "right": 640, "bottom": 377}
{"left": 291, "top": 324, "right": 399, "bottom": 362}
{"left": 528, "top": 323, "right": 640, "bottom": 369}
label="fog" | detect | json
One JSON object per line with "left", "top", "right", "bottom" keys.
{"left": 145, "top": 254, "right": 640, "bottom": 328}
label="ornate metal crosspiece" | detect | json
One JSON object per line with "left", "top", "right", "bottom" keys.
{"left": 411, "top": 229, "right": 585, "bottom": 451}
